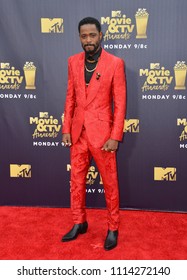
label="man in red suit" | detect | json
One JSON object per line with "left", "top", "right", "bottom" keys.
{"left": 61, "top": 17, "right": 126, "bottom": 250}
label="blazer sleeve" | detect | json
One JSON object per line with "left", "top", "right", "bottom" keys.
{"left": 110, "top": 58, "right": 126, "bottom": 141}
{"left": 62, "top": 57, "right": 76, "bottom": 134}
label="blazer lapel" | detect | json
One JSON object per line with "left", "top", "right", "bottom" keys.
{"left": 85, "top": 49, "right": 107, "bottom": 107}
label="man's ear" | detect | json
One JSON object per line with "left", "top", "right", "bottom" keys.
{"left": 100, "top": 31, "right": 103, "bottom": 41}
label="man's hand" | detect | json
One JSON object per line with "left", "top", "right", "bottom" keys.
{"left": 62, "top": 133, "right": 72, "bottom": 147}
{"left": 101, "top": 139, "right": 118, "bottom": 152}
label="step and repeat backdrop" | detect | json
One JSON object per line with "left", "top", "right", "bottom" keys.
{"left": 0, "top": 0, "right": 186, "bottom": 212}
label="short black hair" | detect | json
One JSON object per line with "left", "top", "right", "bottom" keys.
{"left": 78, "top": 17, "right": 101, "bottom": 33}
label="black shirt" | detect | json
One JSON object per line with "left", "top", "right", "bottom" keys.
{"left": 85, "top": 47, "right": 102, "bottom": 86}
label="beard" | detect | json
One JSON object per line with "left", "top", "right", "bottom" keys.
{"left": 82, "top": 42, "right": 100, "bottom": 55}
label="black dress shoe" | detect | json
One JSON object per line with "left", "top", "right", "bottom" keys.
{"left": 104, "top": 230, "right": 118, "bottom": 250}
{"left": 61, "top": 221, "right": 88, "bottom": 242}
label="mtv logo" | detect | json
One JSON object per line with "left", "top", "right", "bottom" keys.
{"left": 0, "top": 63, "right": 10, "bottom": 69}
{"left": 154, "top": 167, "right": 176, "bottom": 181}
{"left": 150, "top": 63, "right": 160, "bottom": 70}
{"left": 177, "top": 118, "right": 187, "bottom": 127}
{"left": 41, "top": 18, "right": 63, "bottom": 33}
{"left": 111, "top": 11, "right": 122, "bottom": 17}
{"left": 124, "top": 119, "right": 139, "bottom": 133}
{"left": 39, "top": 112, "right": 48, "bottom": 118}
{"left": 10, "top": 164, "right": 31, "bottom": 178}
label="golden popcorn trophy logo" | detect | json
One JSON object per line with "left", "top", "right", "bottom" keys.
{"left": 174, "top": 61, "right": 187, "bottom": 90}
{"left": 10, "top": 164, "right": 31, "bottom": 178}
{"left": 154, "top": 167, "right": 176, "bottom": 181}
{"left": 23, "top": 62, "right": 36, "bottom": 89}
{"left": 124, "top": 119, "right": 139, "bottom": 133}
{"left": 41, "top": 18, "right": 63, "bottom": 33}
{"left": 177, "top": 118, "right": 187, "bottom": 142}
{"left": 30, "top": 112, "right": 61, "bottom": 139}
{"left": 135, "top": 8, "right": 149, "bottom": 38}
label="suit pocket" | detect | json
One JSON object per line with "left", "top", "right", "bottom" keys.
{"left": 98, "top": 112, "right": 113, "bottom": 122}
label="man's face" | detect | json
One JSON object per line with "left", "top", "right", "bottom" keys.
{"left": 79, "top": 24, "right": 102, "bottom": 55}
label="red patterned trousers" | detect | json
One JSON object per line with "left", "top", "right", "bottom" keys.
{"left": 70, "top": 129, "right": 120, "bottom": 230}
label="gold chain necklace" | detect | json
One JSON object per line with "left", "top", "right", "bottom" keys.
{"left": 86, "top": 58, "right": 96, "bottom": 63}
{"left": 85, "top": 62, "right": 98, "bottom": 73}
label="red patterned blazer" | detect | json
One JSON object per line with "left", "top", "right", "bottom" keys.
{"left": 62, "top": 49, "right": 126, "bottom": 148}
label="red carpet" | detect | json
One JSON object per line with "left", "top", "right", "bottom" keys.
{"left": 0, "top": 206, "right": 186, "bottom": 260}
